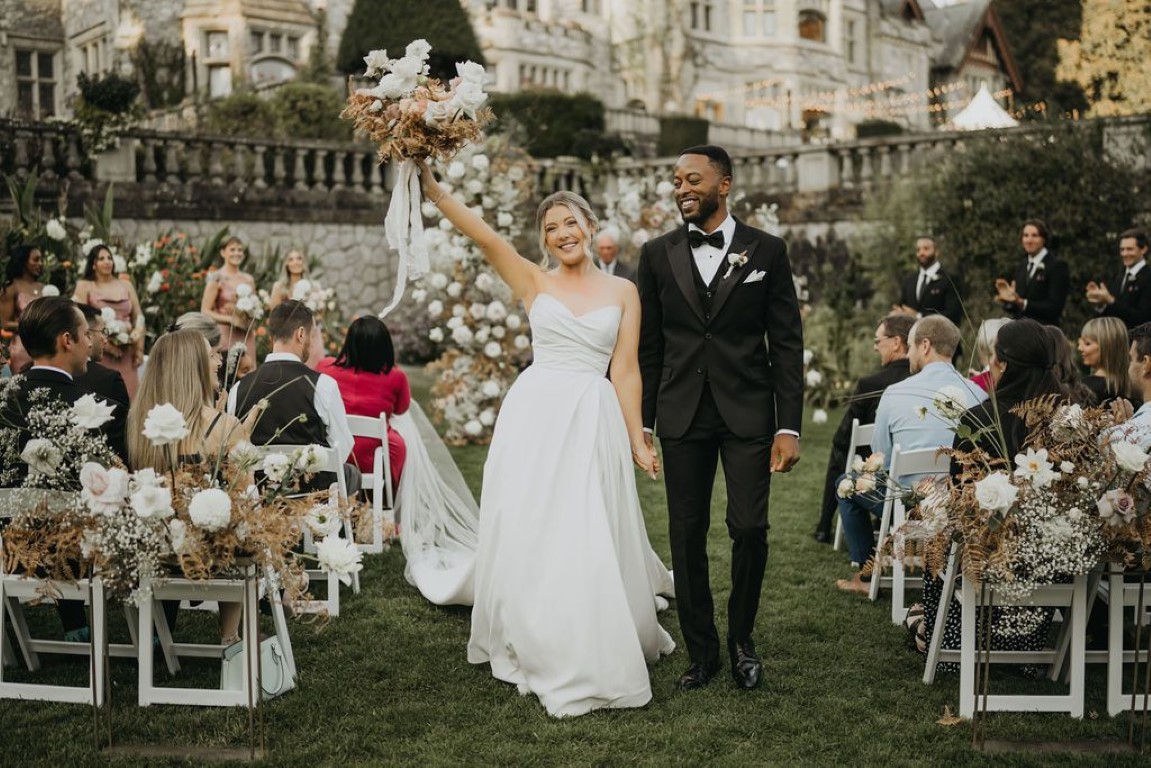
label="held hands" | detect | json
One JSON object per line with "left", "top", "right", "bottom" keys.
{"left": 1085, "top": 281, "right": 1114, "bottom": 306}
{"left": 770, "top": 434, "right": 800, "bottom": 473}
{"left": 633, "top": 434, "right": 660, "bottom": 479}
{"left": 994, "top": 278, "right": 1020, "bottom": 304}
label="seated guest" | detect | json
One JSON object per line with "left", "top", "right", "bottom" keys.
{"left": 74, "top": 303, "right": 130, "bottom": 412}
{"left": 1087, "top": 228, "right": 1151, "bottom": 329}
{"left": 1078, "top": 316, "right": 1135, "bottom": 408}
{"left": 0, "top": 296, "right": 125, "bottom": 642}
{"left": 968, "top": 318, "right": 1010, "bottom": 392}
{"left": 814, "top": 313, "right": 913, "bottom": 543}
{"left": 1108, "top": 321, "right": 1151, "bottom": 449}
{"left": 127, "top": 330, "right": 248, "bottom": 644}
{"left": 226, "top": 300, "right": 357, "bottom": 493}
{"left": 836, "top": 316, "right": 987, "bottom": 592}
{"left": 316, "top": 317, "right": 411, "bottom": 491}
{"left": 1046, "top": 325, "right": 1095, "bottom": 407}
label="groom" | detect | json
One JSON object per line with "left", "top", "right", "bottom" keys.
{"left": 638, "top": 145, "right": 804, "bottom": 691}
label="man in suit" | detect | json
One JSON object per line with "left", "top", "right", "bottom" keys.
{"left": 1086, "top": 228, "right": 1151, "bottom": 329}
{"left": 638, "top": 145, "right": 804, "bottom": 691}
{"left": 813, "top": 313, "right": 914, "bottom": 543}
{"left": 894, "top": 236, "right": 963, "bottom": 326}
{"left": 74, "top": 303, "right": 130, "bottom": 413}
{"left": 595, "top": 227, "right": 636, "bottom": 283}
{"left": 995, "top": 219, "right": 1070, "bottom": 326}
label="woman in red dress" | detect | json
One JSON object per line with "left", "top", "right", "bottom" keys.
{"left": 315, "top": 316, "right": 410, "bottom": 490}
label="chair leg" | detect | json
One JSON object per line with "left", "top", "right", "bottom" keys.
{"left": 4, "top": 592, "right": 41, "bottom": 671}
{"left": 869, "top": 500, "right": 893, "bottom": 603}
{"left": 833, "top": 513, "right": 844, "bottom": 551}
{"left": 923, "top": 546, "right": 959, "bottom": 685}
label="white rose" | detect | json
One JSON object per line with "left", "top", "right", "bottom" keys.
{"left": 70, "top": 393, "right": 116, "bottom": 430}
{"left": 188, "top": 488, "right": 232, "bottom": 532}
{"left": 452, "top": 325, "right": 474, "bottom": 345}
{"left": 228, "top": 441, "right": 260, "bottom": 468}
{"left": 457, "top": 61, "right": 487, "bottom": 85}
{"left": 862, "top": 452, "right": 885, "bottom": 472}
{"left": 1060, "top": 461, "right": 1075, "bottom": 474}
{"left": 491, "top": 326, "right": 506, "bottom": 339}
{"left": 812, "top": 409, "right": 828, "bottom": 425}
{"left": 465, "top": 179, "right": 484, "bottom": 197}
{"left": 130, "top": 485, "right": 173, "bottom": 519}
{"left": 21, "top": 438, "right": 63, "bottom": 475}
{"left": 405, "top": 38, "right": 432, "bottom": 61}
{"left": 112, "top": 253, "right": 127, "bottom": 274}
{"left": 513, "top": 334, "right": 530, "bottom": 350}
{"left": 294, "top": 444, "right": 327, "bottom": 474}
{"left": 507, "top": 165, "right": 525, "bottom": 182}
{"left": 506, "top": 314, "right": 522, "bottom": 331}
{"left": 146, "top": 271, "right": 163, "bottom": 294}
{"left": 497, "top": 212, "right": 514, "bottom": 228}
{"left": 40, "top": 284, "right": 60, "bottom": 297}
{"left": 656, "top": 180, "right": 675, "bottom": 197}
{"left": 362, "top": 48, "right": 393, "bottom": 78}
{"left": 45, "top": 218, "right": 67, "bottom": 240}
{"left": 803, "top": 349, "right": 815, "bottom": 366}
{"left": 168, "top": 519, "right": 189, "bottom": 554}
{"left": 464, "top": 419, "right": 483, "bottom": 436}
{"left": 836, "top": 477, "right": 855, "bottom": 498}
{"left": 412, "top": 288, "right": 427, "bottom": 303}
{"left": 100, "top": 307, "right": 117, "bottom": 325}
{"left": 290, "top": 279, "right": 313, "bottom": 301}
{"left": 429, "top": 272, "right": 449, "bottom": 289}
{"left": 469, "top": 302, "right": 486, "bottom": 320}
{"left": 1077, "top": 476, "right": 1089, "bottom": 489}
{"left": 261, "top": 453, "right": 292, "bottom": 484}
{"left": 479, "top": 408, "right": 496, "bottom": 426}
{"left": 448, "top": 80, "right": 488, "bottom": 119}
{"left": 452, "top": 304, "right": 467, "bottom": 318}
{"left": 428, "top": 328, "right": 444, "bottom": 343}
{"left": 447, "top": 316, "right": 463, "bottom": 330}
{"left": 474, "top": 327, "right": 490, "bottom": 344}
{"left": 973, "top": 471, "right": 1018, "bottom": 514}
{"left": 143, "top": 403, "right": 190, "bottom": 447}
{"left": 481, "top": 379, "right": 501, "bottom": 398}
{"left": 805, "top": 370, "right": 823, "bottom": 387}
{"left": 1111, "top": 440, "right": 1149, "bottom": 473}
{"left": 426, "top": 299, "right": 444, "bottom": 317}
{"left": 133, "top": 467, "right": 163, "bottom": 489}
{"left": 447, "top": 282, "right": 463, "bottom": 298}
{"left": 486, "top": 301, "right": 508, "bottom": 322}
{"left": 80, "top": 463, "right": 130, "bottom": 514}
{"left": 306, "top": 502, "right": 344, "bottom": 538}
{"left": 315, "top": 536, "right": 364, "bottom": 586}
{"left": 854, "top": 474, "right": 877, "bottom": 494}
{"left": 475, "top": 273, "right": 494, "bottom": 292}
{"left": 447, "top": 162, "right": 467, "bottom": 179}
{"left": 235, "top": 283, "right": 253, "bottom": 298}
{"left": 484, "top": 341, "right": 502, "bottom": 358}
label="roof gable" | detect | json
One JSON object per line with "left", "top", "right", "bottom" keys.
{"left": 923, "top": 0, "right": 1022, "bottom": 92}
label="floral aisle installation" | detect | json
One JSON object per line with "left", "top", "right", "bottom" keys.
{"left": 341, "top": 39, "right": 493, "bottom": 318}
{"left": 0, "top": 382, "right": 363, "bottom": 609}
{"left": 415, "top": 139, "right": 536, "bottom": 444}
{"left": 844, "top": 395, "right": 1151, "bottom": 601}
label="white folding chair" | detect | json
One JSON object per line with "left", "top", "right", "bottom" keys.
{"left": 345, "top": 413, "right": 395, "bottom": 555}
{"left": 1103, "top": 567, "right": 1151, "bottom": 716}
{"left": 833, "top": 420, "right": 875, "bottom": 552}
{"left": 252, "top": 444, "right": 357, "bottom": 616}
{"left": 867, "top": 444, "right": 950, "bottom": 626}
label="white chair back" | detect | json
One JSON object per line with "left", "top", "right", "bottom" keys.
{"left": 834, "top": 420, "right": 875, "bottom": 552}
{"left": 345, "top": 413, "right": 394, "bottom": 554}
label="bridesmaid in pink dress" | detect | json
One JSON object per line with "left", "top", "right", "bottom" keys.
{"left": 73, "top": 243, "right": 144, "bottom": 397}
{"left": 200, "top": 236, "right": 258, "bottom": 368}
{"left": 1, "top": 245, "right": 47, "bottom": 333}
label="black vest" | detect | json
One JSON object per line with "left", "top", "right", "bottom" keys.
{"left": 234, "top": 359, "right": 327, "bottom": 448}
{"left": 690, "top": 255, "right": 725, "bottom": 320}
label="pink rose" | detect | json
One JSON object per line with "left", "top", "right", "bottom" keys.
{"left": 80, "top": 462, "right": 130, "bottom": 514}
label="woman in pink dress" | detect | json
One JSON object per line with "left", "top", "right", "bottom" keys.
{"left": 315, "top": 316, "right": 410, "bottom": 490}
{"left": 73, "top": 243, "right": 144, "bottom": 397}
{"left": 1, "top": 245, "right": 47, "bottom": 333}
{"left": 200, "top": 236, "right": 258, "bottom": 366}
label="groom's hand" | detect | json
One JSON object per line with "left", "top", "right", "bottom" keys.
{"left": 770, "top": 434, "right": 800, "bottom": 473}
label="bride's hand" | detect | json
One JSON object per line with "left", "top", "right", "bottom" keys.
{"left": 414, "top": 158, "right": 441, "bottom": 199}
{"left": 632, "top": 442, "right": 660, "bottom": 480}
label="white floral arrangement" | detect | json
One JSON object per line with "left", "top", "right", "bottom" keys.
{"left": 599, "top": 176, "right": 678, "bottom": 251}
{"left": 415, "top": 138, "right": 536, "bottom": 444}
{"left": 233, "top": 282, "right": 265, "bottom": 321}
{"left": 290, "top": 279, "right": 338, "bottom": 315}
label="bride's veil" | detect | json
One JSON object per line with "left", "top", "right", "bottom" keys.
{"left": 391, "top": 400, "right": 478, "bottom": 606}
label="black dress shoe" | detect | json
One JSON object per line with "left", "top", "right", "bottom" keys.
{"left": 813, "top": 530, "right": 832, "bottom": 544}
{"left": 728, "top": 638, "right": 763, "bottom": 690}
{"left": 676, "top": 660, "right": 721, "bottom": 691}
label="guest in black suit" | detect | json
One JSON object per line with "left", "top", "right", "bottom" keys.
{"left": 74, "top": 303, "right": 130, "bottom": 414}
{"left": 813, "top": 314, "right": 913, "bottom": 543}
{"left": 894, "top": 236, "right": 964, "bottom": 326}
{"left": 595, "top": 227, "right": 637, "bottom": 283}
{"left": 0, "top": 296, "right": 125, "bottom": 642}
{"left": 639, "top": 145, "right": 804, "bottom": 691}
{"left": 1086, "top": 228, "right": 1151, "bottom": 329}
{"left": 995, "top": 219, "right": 1070, "bottom": 326}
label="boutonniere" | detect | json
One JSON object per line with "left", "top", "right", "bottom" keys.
{"left": 927, "top": 273, "right": 941, "bottom": 284}
{"left": 723, "top": 250, "right": 748, "bottom": 280}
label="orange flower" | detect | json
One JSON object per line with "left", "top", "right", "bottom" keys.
{"left": 61, "top": 260, "right": 72, "bottom": 269}
{"left": 160, "top": 283, "right": 170, "bottom": 292}
{"left": 0, "top": 329, "right": 13, "bottom": 340}
{"left": 161, "top": 269, "right": 170, "bottom": 278}
{"left": 255, "top": 326, "right": 267, "bottom": 337}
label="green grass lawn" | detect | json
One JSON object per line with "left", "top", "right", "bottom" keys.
{"left": 4, "top": 375, "right": 1149, "bottom": 766}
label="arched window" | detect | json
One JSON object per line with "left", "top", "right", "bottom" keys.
{"left": 798, "top": 10, "right": 826, "bottom": 42}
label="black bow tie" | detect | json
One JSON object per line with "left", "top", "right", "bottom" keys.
{"left": 688, "top": 229, "right": 725, "bottom": 250}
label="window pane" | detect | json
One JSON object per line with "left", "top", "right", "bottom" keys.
{"left": 269, "top": 34, "right": 282, "bottom": 53}
{"left": 17, "top": 82, "right": 34, "bottom": 114}
{"left": 208, "top": 65, "right": 233, "bottom": 98}
{"left": 16, "top": 50, "right": 33, "bottom": 77}
{"left": 250, "top": 31, "right": 264, "bottom": 54}
{"left": 763, "top": 11, "right": 776, "bottom": 35}
{"left": 743, "top": 10, "right": 757, "bottom": 35}
{"left": 287, "top": 36, "right": 299, "bottom": 59}
{"left": 39, "top": 84, "right": 56, "bottom": 116}
{"left": 206, "top": 31, "right": 229, "bottom": 59}
{"left": 38, "top": 53, "right": 54, "bottom": 78}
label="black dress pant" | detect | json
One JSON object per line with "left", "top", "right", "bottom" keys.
{"left": 660, "top": 385, "right": 772, "bottom": 666}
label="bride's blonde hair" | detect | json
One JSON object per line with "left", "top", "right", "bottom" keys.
{"left": 535, "top": 192, "right": 598, "bottom": 267}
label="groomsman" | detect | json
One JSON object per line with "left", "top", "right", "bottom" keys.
{"left": 995, "top": 219, "right": 1070, "bottom": 326}
{"left": 595, "top": 228, "right": 636, "bottom": 283}
{"left": 893, "top": 235, "right": 963, "bottom": 325}
{"left": 1086, "top": 228, "right": 1151, "bottom": 329}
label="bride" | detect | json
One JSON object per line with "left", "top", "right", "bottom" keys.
{"left": 417, "top": 161, "right": 675, "bottom": 717}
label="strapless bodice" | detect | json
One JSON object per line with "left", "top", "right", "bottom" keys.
{"left": 527, "top": 294, "right": 621, "bottom": 376}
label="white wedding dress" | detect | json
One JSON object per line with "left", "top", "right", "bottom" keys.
{"left": 467, "top": 293, "right": 676, "bottom": 717}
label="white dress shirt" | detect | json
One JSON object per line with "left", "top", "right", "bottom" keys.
{"left": 601, "top": 259, "right": 617, "bottom": 276}
{"left": 29, "top": 364, "right": 74, "bottom": 379}
{"left": 916, "top": 261, "right": 941, "bottom": 302}
{"left": 688, "top": 215, "right": 737, "bottom": 284}
{"left": 1026, "top": 247, "right": 1048, "bottom": 279}
{"left": 226, "top": 352, "right": 354, "bottom": 462}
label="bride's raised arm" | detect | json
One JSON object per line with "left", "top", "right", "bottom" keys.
{"left": 416, "top": 159, "right": 540, "bottom": 300}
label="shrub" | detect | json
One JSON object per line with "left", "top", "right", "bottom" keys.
{"left": 200, "top": 93, "right": 280, "bottom": 139}
{"left": 489, "top": 92, "right": 625, "bottom": 159}
{"left": 855, "top": 119, "right": 904, "bottom": 139}
{"left": 336, "top": 0, "right": 485, "bottom": 81}
{"left": 657, "top": 115, "right": 709, "bottom": 157}
{"left": 269, "top": 82, "right": 352, "bottom": 142}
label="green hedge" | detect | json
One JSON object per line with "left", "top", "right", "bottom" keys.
{"left": 488, "top": 92, "right": 627, "bottom": 160}
{"left": 657, "top": 115, "right": 709, "bottom": 157}
{"left": 336, "top": 0, "right": 485, "bottom": 81}
{"left": 855, "top": 119, "right": 903, "bottom": 139}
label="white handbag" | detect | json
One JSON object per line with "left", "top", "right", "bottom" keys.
{"left": 220, "top": 636, "right": 295, "bottom": 700}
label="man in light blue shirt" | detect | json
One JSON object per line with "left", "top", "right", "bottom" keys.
{"left": 1107, "top": 321, "right": 1151, "bottom": 449}
{"left": 836, "top": 315, "right": 988, "bottom": 593}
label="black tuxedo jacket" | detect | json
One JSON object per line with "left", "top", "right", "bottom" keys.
{"left": 75, "top": 361, "right": 130, "bottom": 413}
{"left": 0, "top": 367, "right": 128, "bottom": 465}
{"left": 638, "top": 220, "right": 804, "bottom": 439}
{"left": 898, "top": 267, "right": 963, "bottom": 325}
{"left": 1002, "top": 254, "right": 1070, "bottom": 326}
{"left": 1100, "top": 263, "right": 1151, "bottom": 328}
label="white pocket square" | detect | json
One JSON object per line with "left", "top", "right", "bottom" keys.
{"left": 743, "top": 270, "right": 766, "bottom": 284}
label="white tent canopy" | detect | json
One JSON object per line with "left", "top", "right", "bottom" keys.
{"left": 949, "top": 83, "right": 1019, "bottom": 130}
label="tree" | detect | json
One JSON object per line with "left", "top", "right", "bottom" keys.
{"left": 993, "top": 0, "right": 1087, "bottom": 116}
{"left": 1056, "top": 0, "right": 1151, "bottom": 116}
{"left": 336, "top": 0, "right": 484, "bottom": 81}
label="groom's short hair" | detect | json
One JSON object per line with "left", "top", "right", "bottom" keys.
{"left": 680, "top": 145, "right": 732, "bottom": 179}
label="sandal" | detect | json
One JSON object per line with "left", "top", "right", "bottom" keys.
{"left": 913, "top": 618, "right": 928, "bottom": 655}
{"left": 903, "top": 603, "right": 924, "bottom": 633}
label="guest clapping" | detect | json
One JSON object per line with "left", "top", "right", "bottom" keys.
{"left": 1086, "top": 228, "right": 1151, "bottom": 329}
{"left": 995, "top": 220, "right": 1069, "bottom": 326}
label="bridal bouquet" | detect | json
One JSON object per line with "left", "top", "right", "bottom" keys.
{"left": 341, "top": 39, "right": 494, "bottom": 317}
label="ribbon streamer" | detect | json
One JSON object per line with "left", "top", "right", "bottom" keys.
{"left": 378, "top": 159, "right": 430, "bottom": 318}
